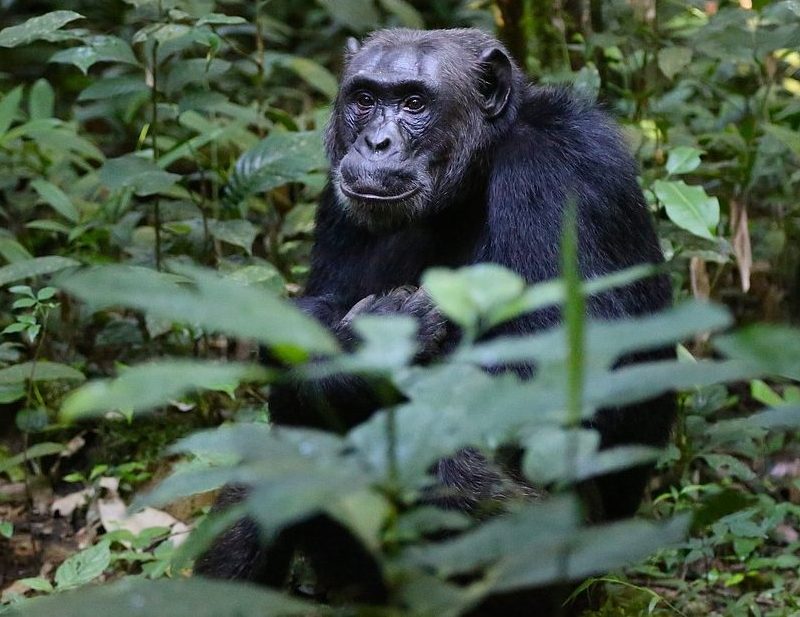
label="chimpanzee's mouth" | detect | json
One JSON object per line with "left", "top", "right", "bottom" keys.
{"left": 340, "top": 183, "right": 419, "bottom": 204}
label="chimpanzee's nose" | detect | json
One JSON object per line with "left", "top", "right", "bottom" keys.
{"left": 364, "top": 131, "right": 391, "bottom": 152}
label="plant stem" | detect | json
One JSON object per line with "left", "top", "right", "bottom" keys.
{"left": 151, "top": 40, "right": 162, "bottom": 271}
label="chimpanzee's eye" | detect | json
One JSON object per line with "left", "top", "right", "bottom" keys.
{"left": 355, "top": 92, "right": 375, "bottom": 110}
{"left": 403, "top": 95, "right": 426, "bottom": 113}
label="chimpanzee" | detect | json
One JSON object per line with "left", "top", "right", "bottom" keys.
{"left": 196, "top": 27, "right": 674, "bottom": 612}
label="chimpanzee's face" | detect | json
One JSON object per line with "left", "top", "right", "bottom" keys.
{"left": 327, "top": 32, "right": 513, "bottom": 230}
{"left": 333, "top": 45, "right": 442, "bottom": 228}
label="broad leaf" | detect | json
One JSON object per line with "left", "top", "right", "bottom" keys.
{"left": 658, "top": 46, "right": 693, "bottom": 80}
{"left": 0, "top": 86, "right": 23, "bottom": 137}
{"left": 0, "top": 11, "right": 84, "bottom": 48}
{"left": 31, "top": 179, "right": 79, "bottom": 222}
{"left": 54, "top": 540, "right": 111, "bottom": 590}
{"left": 5, "top": 577, "right": 319, "bottom": 617}
{"left": 50, "top": 36, "right": 139, "bottom": 74}
{"left": 665, "top": 146, "right": 702, "bottom": 175}
{"left": 99, "top": 155, "right": 180, "bottom": 196}
{"left": 0, "top": 361, "right": 85, "bottom": 385}
{"left": 28, "top": 79, "right": 55, "bottom": 120}
{"left": 715, "top": 325, "right": 800, "bottom": 380}
{"left": 654, "top": 179, "right": 719, "bottom": 240}
{"left": 0, "top": 256, "right": 80, "bottom": 287}
{"left": 0, "top": 442, "right": 65, "bottom": 475}
{"left": 60, "top": 360, "right": 268, "bottom": 419}
{"left": 224, "top": 131, "right": 328, "bottom": 206}
{"left": 58, "top": 265, "right": 338, "bottom": 357}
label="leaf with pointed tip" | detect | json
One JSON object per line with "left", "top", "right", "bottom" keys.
{"left": 60, "top": 360, "right": 268, "bottom": 420}
{"left": 4, "top": 577, "right": 319, "bottom": 617}
{"left": 57, "top": 265, "right": 338, "bottom": 357}
{"left": 0, "top": 11, "right": 84, "bottom": 48}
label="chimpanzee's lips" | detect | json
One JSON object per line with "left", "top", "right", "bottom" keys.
{"left": 340, "top": 182, "right": 419, "bottom": 203}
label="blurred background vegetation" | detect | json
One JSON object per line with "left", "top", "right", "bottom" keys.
{"left": 0, "top": 1, "right": 799, "bottom": 616}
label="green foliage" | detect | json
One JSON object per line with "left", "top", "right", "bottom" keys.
{"left": 0, "top": 1, "right": 799, "bottom": 616}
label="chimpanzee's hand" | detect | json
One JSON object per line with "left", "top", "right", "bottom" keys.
{"left": 335, "top": 286, "right": 447, "bottom": 360}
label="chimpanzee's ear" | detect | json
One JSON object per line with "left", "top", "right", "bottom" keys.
{"left": 346, "top": 37, "right": 361, "bottom": 55}
{"left": 478, "top": 47, "right": 513, "bottom": 119}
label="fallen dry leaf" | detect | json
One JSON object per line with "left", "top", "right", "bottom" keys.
{"left": 51, "top": 488, "right": 93, "bottom": 518}
{"left": 690, "top": 256, "right": 710, "bottom": 300}
{"left": 730, "top": 200, "right": 752, "bottom": 292}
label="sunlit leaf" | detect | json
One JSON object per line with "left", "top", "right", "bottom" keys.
{"left": 54, "top": 540, "right": 111, "bottom": 590}
{"left": 0, "top": 11, "right": 84, "bottom": 48}
{"left": 665, "top": 146, "right": 702, "bottom": 175}
{"left": 654, "top": 179, "right": 719, "bottom": 240}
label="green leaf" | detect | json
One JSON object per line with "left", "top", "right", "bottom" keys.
{"left": 750, "top": 379, "right": 784, "bottom": 407}
{"left": 15, "top": 578, "right": 52, "bottom": 593}
{"left": 665, "top": 146, "right": 702, "bottom": 175}
{"left": 5, "top": 577, "right": 318, "bottom": 617}
{"left": 763, "top": 123, "right": 800, "bottom": 158}
{"left": 658, "top": 46, "right": 693, "bottom": 80}
{"left": 524, "top": 428, "right": 600, "bottom": 484}
{"left": 423, "top": 264, "right": 525, "bottom": 333}
{"left": 196, "top": 14, "right": 248, "bottom": 26}
{"left": 715, "top": 325, "right": 800, "bottom": 380}
{"left": 460, "top": 300, "right": 730, "bottom": 370}
{"left": 49, "top": 36, "right": 139, "bottom": 75}
{"left": 0, "top": 361, "right": 85, "bottom": 385}
{"left": 99, "top": 155, "right": 180, "bottom": 196}
{"left": 61, "top": 360, "right": 268, "bottom": 420}
{"left": 494, "top": 515, "right": 689, "bottom": 593}
{"left": 0, "top": 383, "right": 25, "bottom": 404}
{"left": 77, "top": 76, "right": 149, "bottom": 102}
{"left": 144, "top": 426, "right": 360, "bottom": 517}
{"left": 0, "top": 86, "right": 23, "bottom": 137}
{"left": 209, "top": 220, "right": 258, "bottom": 255}
{"left": 28, "top": 79, "right": 55, "bottom": 120}
{"left": 319, "top": 0, "right": 380, "bottom": 32}
{"left": 265, "top": 53, "right": 338, "bottom": 100}
{"left": 16, "top": 408, "right": 49, "bottom": 433}
{"left": 224, "top": 131, "right": 328, "bottom": 206}
{"left": 31, "top": 179, "right": 79, "bottom": 223}
{"left": 409, "top": 497, "right": 688, "bottom": 594}
{"left": 653, "top": 179, "right": 719, "bottom": 240}
{"left": 379, "top": 0, "right": 424, "bottom": 28}
{"left": 571, "top": 63, "right": 601, "bottom": 102}
{"left": 0, "top": 238, "right": 33, "bottom": 263}
{"left": 0, "top": 256, "right": 80, "bottom": 287}
{"left": 0, "top": 11, "right": 84, "bottom": 48}
{"left": 0, "top": 521, "right": 13, "bottom": 539}
{"left": 58, "top": 265, "right": 338, "bottom": 356}
{"left": 165, "top": 58, "right": 232, "bottom": 95}
{"left": 54, "top": 540, "right": 111, "bottom": 590}
{"left": 0, "top": 442, "right": 64, "bottom": 475}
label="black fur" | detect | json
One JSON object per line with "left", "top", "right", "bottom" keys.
{"left": 196, "top": 28, "right": 674, "bottom": 613}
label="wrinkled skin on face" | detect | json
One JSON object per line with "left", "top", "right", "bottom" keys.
{"left": 325, "top": 29, "right": 517, "bottom": 229}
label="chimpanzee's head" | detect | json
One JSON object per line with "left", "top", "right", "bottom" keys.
{"left": 325, "top": 28, "right": 522, "bottom": 230}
